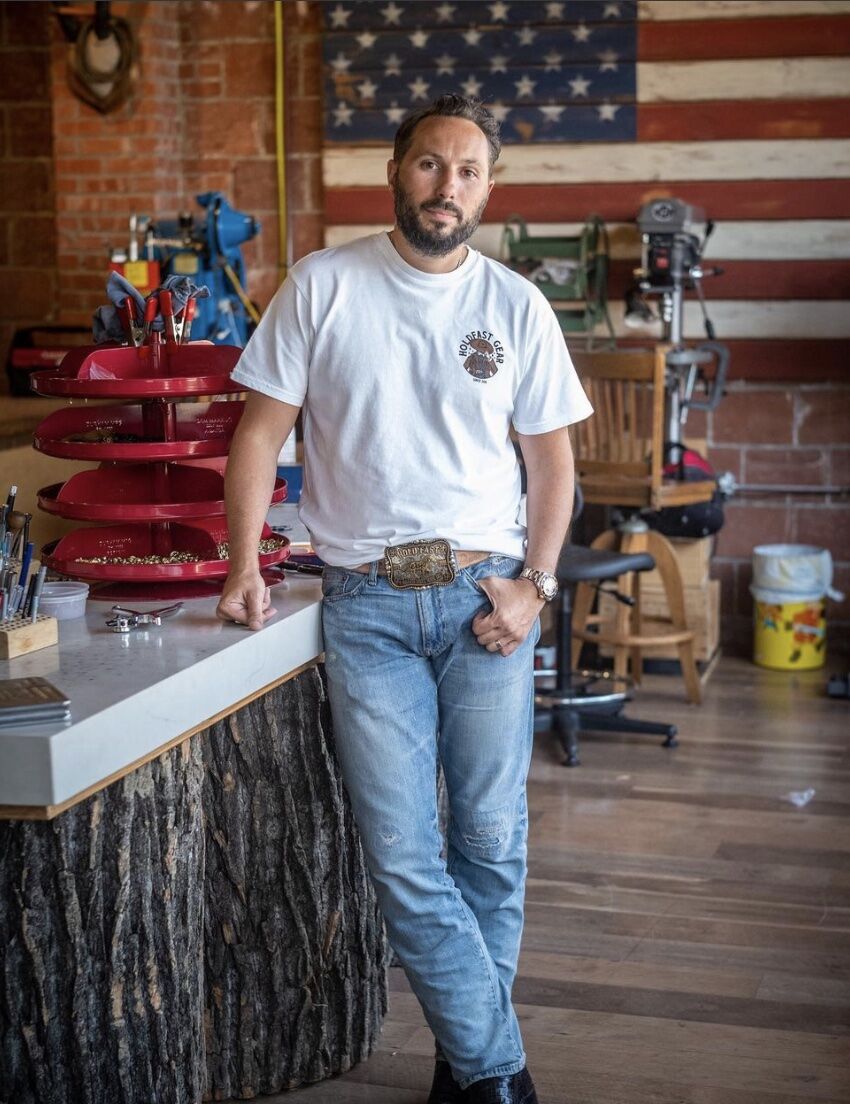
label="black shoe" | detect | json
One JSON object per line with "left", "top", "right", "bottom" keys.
{"left": 463, "top": 1066, "right": 539, "bottom": 1103}
{"left": 427, "top": 1058, "right": 464, "bottom": 1104}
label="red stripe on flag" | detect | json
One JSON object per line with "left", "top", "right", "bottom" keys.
{"left": 639, "top": 14, "right": 850, "bottom": 61}
{"left": 637, "top": 99, "right": 850, "bottom": 142}
{"left": 602, "top": 339, "right": 850, "bottom": 382}
{"left": 606, "top": 260, "right": 850, "bottom": 302}
{"left": 325, "top": 181, "right": 850, "bottom": 224}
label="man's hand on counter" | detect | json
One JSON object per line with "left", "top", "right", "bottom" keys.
{"left": 216, "top": 571, "right": 277, "bottom": 631}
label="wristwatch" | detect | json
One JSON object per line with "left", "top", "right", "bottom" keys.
{"left": 519, "top": 567, "right": 559, "bottom": 602}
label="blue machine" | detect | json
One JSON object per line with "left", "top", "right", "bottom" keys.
{"left": 144, "top": 192, "right": 260, "bottom": 347}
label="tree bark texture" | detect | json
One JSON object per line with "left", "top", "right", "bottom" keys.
{"left": 0, "top": 740, "right": 206, "bottom": 1104}
{"left": 202, "top": 666, "right": 389, "bottom": 1100}
{"left": 0, "top": 667, "right": 388, "bottom": 1104}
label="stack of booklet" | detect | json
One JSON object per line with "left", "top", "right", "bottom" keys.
{"left": 0, "top": 677, "right": 71, "bottom": 726}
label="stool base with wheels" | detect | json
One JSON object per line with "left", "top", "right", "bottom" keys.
{"left": 536, "top": 544, "right": 679, "bottom": 767}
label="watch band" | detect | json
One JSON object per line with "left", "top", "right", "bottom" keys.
{"left": 519, "top": 566, "right": 559, "bottom": 602}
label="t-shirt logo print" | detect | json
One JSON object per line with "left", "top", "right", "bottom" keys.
{"left": 458, "top": 329, "right": 504, "bottom": 381}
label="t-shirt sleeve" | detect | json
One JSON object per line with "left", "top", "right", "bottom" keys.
{"left": 229, "top": 274, "right": 313, "bottom": 406}
{"left": 511, "top": 289, "right": 593, "bottom": 435}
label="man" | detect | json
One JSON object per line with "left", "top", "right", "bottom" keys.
{"left": 217, "top": 95, "right": 591, "bottom": 1103}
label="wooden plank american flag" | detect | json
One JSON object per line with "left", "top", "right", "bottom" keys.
{"left": 320, "top": 0, "right": 850, "bottom": 379}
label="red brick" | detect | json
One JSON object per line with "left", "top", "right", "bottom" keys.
{"left": 10, "top": 215, "right": 56, "bottom": 267}
{"left": 710, "top": 559, "right": 736, "bottom": 623}
{"left": 7, "top": 105, "right": 52, "bottom": 157}
{"left": 233, "top": 158, "right": 277, "bottom": 211}
{"left": 225, "top": 41, "right": 275, "bottom": 98}
{"left": 289, "top": 30, "right": 322, "bottom": 99}
{"left": 793, "top": 506, "right": 850, "bottom": 561}
{"left": 706, "top": 446, "right": 742, "bottom": 480}
{"left": 5, "top": 2, "right": 51, "bottom": 46}
{"left": 0, "top": 160, "right": 52, "bottom": 212}
{"left": 715, "top": 501, "right": 793, "bottom": 559}
{"left": 829, "top": 564, "right": 850, "bottom": 621}
{"left": 287, "top": 97, "right": 323, "bottom": 155}
{"left": 0, "top": 268, "right": 56, "bottom": 319}
{"left": 197, "top": 100, "right": 273, "bottom": 158}
{"left": 0, "top": 48, "right": 50, "bottom": 100}
{"left": 797, "top": 387, "right": 850, "bottom": 446}
{"left": 0, "top": 216, "right": 9, "bottom": 265}
{"left": 744, "top": 447, "right": 828, "bottom": 486}
{"left": 830, "top": 449, "right": 850, "bottom": 487}
{"left": 291, "top": 211, "right": 325, "bottom": 261}
{"left": 711, "top": 388, "right": 794, "bottom": 445}
{"left": 248, "top": 266, "right": 282, "bottom": 311}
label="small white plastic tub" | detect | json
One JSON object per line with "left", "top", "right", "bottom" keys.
{"left": 38, "top": 581, "right": 90, "bottom": 620}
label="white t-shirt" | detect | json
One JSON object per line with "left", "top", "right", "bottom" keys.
{"left": 231, "top": 232, "right": 592, "bottom": 568}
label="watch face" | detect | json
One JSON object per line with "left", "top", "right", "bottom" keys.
{"left": 541, "top": 575, "right": 558, "bottom": 600}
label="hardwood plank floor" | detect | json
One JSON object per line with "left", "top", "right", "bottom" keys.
{"left": 264, "top": 656, "right": 850, "bottom": 1103}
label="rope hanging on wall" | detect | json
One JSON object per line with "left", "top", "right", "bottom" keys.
{"left": 56, "top": 2, "right": 138, "bottom": 114}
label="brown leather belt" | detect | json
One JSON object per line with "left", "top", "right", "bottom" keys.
{"left": 351, "top": 549, "right": 491, "bottom": 575}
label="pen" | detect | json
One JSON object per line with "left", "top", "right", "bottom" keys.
{"left": 22, "top": 575, "right": 37, "bottom": 618}
{"left": 30, "top": 565, "right": 47, "bottom": 623}
{"left": 19, "top": 541, "right": 34, "bottom": 598}
{"left": 5, "top": 485, "right": 16, "bottom": 517}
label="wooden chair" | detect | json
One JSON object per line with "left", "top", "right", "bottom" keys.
{"left": 568, "top": 346, "right": 716, "bottom": 705}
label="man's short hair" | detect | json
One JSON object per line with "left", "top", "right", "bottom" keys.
{"left": 393, "top": 94, "right": 502, "bottom": 171}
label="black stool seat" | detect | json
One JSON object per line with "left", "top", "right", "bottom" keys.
{"left": 557, "top": 545, "right": 655, "bottom": 584}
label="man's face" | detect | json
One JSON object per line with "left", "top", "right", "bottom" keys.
{"left": 388, "top": 115, "right": 494, "bottom": 257}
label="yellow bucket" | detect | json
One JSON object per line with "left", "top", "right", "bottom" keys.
{"left": 752, "top": 589, "right": 827, "bottom": 671}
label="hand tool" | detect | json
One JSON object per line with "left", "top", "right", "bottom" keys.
{"left": 118, "top": 296, "right": 142, "bottom": 346}
{"left": 5, "top": 486, "right": 16, "bottom": 517}
{"left": 278, "top": 561, "right": 323, "bottom": 576}
{"left": 18, "top": 540, "right": 34, "bottom": 598}
{"left": 29, "top": 566, "right": 47, "bottom": 623}
{"left": 159, "top": 289, "right": 178, "bottom": 348}
{"left": 106, "top": 601, "right": 184, "bottom": 633}
{"left": 179, "top": 295, "right": 197, "bottom": 344}
{"left": 143, "top": 294, "right": 159, "bottom": 343}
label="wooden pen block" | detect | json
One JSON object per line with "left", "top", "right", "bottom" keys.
{"left": 0, "top": 615, "right": 59, "bottom": 660}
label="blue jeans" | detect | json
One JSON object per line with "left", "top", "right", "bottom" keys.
{"left": 321, "top": 554, "right": 539, "bottom": 1089}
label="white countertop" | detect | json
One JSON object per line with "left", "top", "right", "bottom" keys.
{"left": 0, "top": 571, "right": 323, "bottom": 809}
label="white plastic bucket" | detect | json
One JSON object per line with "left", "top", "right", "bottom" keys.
{"left": 752, "top": 544, "right": 840, "bottom": 600}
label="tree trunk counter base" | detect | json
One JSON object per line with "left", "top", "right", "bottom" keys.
{"left": 0, "top": 667, "right": 389, "bottom": 1104}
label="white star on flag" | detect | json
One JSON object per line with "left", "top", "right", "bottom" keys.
{"left": 435, "top": 2, "right": 456, "bottom": 21}
{"left": 514, "top": 74, "right": 536, "bottom": 98}
{"left": 408, "top": 76, "right": 431, "bottom": 101}
{"left": 488, "top": 101, "right": 511, "bottom": 123}
{"left": 384, "top": 53, "right": 402, "bottom": 76}
{"left": 489, "top": 1, "right": 510, "bottom": 20}
{"left": 489, "top": 54, "right": 509, "bottom": 74}
{"left": 333, "top": 101, "right": 354, "bottom": 126}
{"left": 328, "top": 4, "right": 351, "bottom": 28}
{"left": 515, "top": 26, "right": 536, "bottom": 46}
{"left": 569, "top": 75, "right": 591, "bottom": 97}
{"left": 597, "top": 101, "right": 620, "bottom": 121}
{"left": 461, "top": 75, "right": 484, "bottom": 97}
{"left": 603, "top": 2, "right": 622, "bottom": 17}
{"left": 540, "top": 104, "right": 565, "bottom": 122}
{"left": 329, "top": 52, "right": 351, "bottom": 74}
{"left": 356, "top": 31, "right": 377, "bottom": 49}
{"left": 545, "top": 1, "right": 565, "bottom": 17}
{"left": 463, "top": 28, "right": 483, "bottom": 46}
{"left": 384, "top": 101, "right": 406, "bottom": 125}
{"left": 357, "top": 79, "right": 378, "bottom": 100}
{"left": 572, "top": 22, "right": 592, "bottom": 42}
{"left": 598, "top": 50, "right": 619, "bottom": 72}
{"left": 409, "top": 29, "right": 430, "bottom": 48}
{"left": 436, "top": 54, "right": 456, "bottom": 75}
{"left": 381, "top": 2, "right": 403, "bottom": 25}
{"left": 543, "top": 50, "right": 563, "bottom": 71}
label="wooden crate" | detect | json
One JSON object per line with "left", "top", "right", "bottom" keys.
{"left": 598, "top": 578, "right": 720, "bottom": 662}
{"left": 641, "top": 536, "right": 713, "bottom": 591}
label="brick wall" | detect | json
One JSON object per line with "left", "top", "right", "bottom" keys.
{"left": 0, "top": 1, "right": 57, "bottom": 383}
{"left": 708, "top": 384, "right": 850, "bottom": 655}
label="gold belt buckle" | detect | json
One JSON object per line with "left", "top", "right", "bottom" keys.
{"left": 384, "top": 538, "right": 457, "bottom": 590}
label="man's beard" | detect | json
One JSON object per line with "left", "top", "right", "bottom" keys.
{"left": 392, "top": 181, "right": 488, "bottom": 258}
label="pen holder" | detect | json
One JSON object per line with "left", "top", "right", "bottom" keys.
{"left": 0, "top": 615, "right": 59, "bottom": 660}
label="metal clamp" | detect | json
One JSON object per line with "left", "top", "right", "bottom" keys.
{"left": 106, "top": 602, "right": 184, "bottom": 633}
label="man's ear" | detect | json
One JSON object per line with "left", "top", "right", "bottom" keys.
{"left": 387, "top": 158, "right": 397, "bottom": 190}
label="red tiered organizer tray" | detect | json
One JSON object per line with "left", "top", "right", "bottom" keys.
{"left": 32, "top": 341, "right": 290, "bottom": 600}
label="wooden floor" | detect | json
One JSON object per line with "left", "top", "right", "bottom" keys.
{"left": 277, "top": 656, "right": 850, "bottom": 1103}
